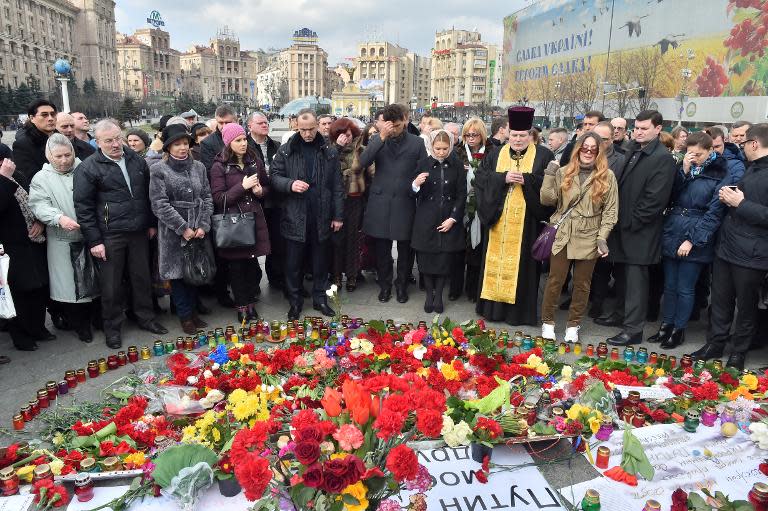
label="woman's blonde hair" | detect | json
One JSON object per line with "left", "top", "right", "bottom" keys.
{"left": 561, "top": 132, "right": 610, "bottom": 204}
{"left": 461, "top": 117, "right": 487, "bottom": 146}
{"left": 427, "top": 117, "right": 443, "bottom": 131}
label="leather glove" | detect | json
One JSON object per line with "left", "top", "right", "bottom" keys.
{"left": 545, "top": 160, "right": 560, "bottom": 176}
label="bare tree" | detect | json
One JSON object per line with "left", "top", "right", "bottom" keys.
{"left": 534, "top": 74, "right": 557, "bottom": 122}
{"left": 605, "top": 51, "right": 638, "bottom": 118}
{"left": 627, "top": 47, "right": 668, "bottom": 113}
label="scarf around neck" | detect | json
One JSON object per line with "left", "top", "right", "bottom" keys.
{"left": 691, "top": 151, "right": 717, "bottom": 177}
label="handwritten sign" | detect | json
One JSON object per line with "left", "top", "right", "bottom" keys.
{"left": 400, "top": 445, "right": 563, "bottom": 511}
{"left": 0, "top": 493, "right": 34, "bottom": 511}
{"left": 560, "top": 423, "right": 763, "bottom": 510}
{"left": 614, "top": 385, "right": 675, "bottom": 401}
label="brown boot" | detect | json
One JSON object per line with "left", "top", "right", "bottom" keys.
{"left": 191, "top": 314, "right": 208, "bottom": 329}
{"left": 180, "top": 318, "right": 196, "bottom": 335}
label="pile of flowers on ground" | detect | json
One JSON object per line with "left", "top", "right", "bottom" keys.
{"left": 1, "top": 316, "right": 767, "bottom": 510}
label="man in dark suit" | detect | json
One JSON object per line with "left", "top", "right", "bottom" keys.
{"left": 597, "top": 110, "right": 676, "bottom": 346}
{"left": 358, "top": 104, "right": 427, "bottom": 303}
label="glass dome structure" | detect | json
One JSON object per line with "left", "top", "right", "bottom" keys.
{"left": 278, "top": 96, "right": 332, "bottom": 116}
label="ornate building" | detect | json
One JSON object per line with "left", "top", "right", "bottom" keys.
{"left": 283, "top": 28, "right": 329, "bottom": 101}
{"left": 69, "top": 0, "right": 118, "bottom": 92}
{"left": 430, "top": 29, "right": 498, "bottom": 107}
{"left": 354, "top": 41, "right": 431, "bottom": 109}
{"left": 117, "top": 27, "right": 179, "bottom": 99}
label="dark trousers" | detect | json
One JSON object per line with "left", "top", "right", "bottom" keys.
{"left": 99, "top": 231, "right": 154, "bottom": 337}
{"left": 170, "top": 279, "right": 198, "bottom": 319}
{"left": 590, "top": 258, "right": 613, "bottom": 305}
{"left": 8, "top": 287, "right": 47, "bottom": 349}
{"left": 228, "top": 258, "right": 261, "bottom": 307}
{"left": 264, "top": 207, "right": 285, "bottom": 286}
{"left": 708, "top": 257, "right": 765, "bottom": 354}
{"left": 661, "top": 258, "right": 705, "bottom": 330}
{"left": 51, "top": 300, "right": 92, "bottom": 333}
{"left": 285, "top": 225, "right": 329, "bottom": 309}
{"left": 333, "top": 196, "right": 363, "bottom": 279}
{"left": 647, "top": 263, "right": 664, "bottom": 315}
{"left": 614, "top": 263, "right": 649, "bottom": 336}
{"left": 373, "top": 238, "right": 411, "bottom": 290}
{"left": 449, "top": 252, "right": 465, "bottom": 297}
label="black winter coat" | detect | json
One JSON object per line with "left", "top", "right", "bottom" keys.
{"left": 608, "top": 137, "right": 676, "bottom": 265}
{"left": 662, "top": 154, "right": 732, "bottom": 264}
{"left": 270, "top": 132, "right": 344, "bottom": 243}
{"left": 359, "top": 132, "right": 427, "bottom": 240}
{"left": 247, "top": 134, "right": 281, "bottom": 209}
{"left": 411, "top": 156, "right": 467, "bottom": 253}
{"left": 71, "top": 136, "right": 96, "bottom": 161}
{"left": 73, "top": 148, "right": 154, "bottom": 248}
{"left": 0, "top": 174, "right": 48, "bottom": 292}
{"left": 12, "top": 123, "right": 49, "bottom": 180}
{"left": 716, "top": 155, "right": 768, "bottom": 270}
{"left": 199, "top": 129, "right": 224, "bottom": 171}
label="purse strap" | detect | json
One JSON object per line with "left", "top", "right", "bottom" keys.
{"left": 554, "top": 182, "right": 593, "bottom": 228}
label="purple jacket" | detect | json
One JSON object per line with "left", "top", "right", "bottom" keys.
{"left": 209, "top": 152, "right": 271, "bottom": 260}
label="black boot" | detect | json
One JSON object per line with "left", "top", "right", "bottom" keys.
{"left": 423, "top": 275, "right": 434, "bottom": 314}
{"left": 726, "top": 352, "right": 745, "bottom": 371}
{"left": 660, "top": 328, "right": 685, "bottom": 349}
{"left": 433, "top": 276, "right": 446, "bottom": 313}
{"left": 647, "top": 323, "right": 673, "bottom": 344}
{"left": 691, "top": 343, "right": 724, "bottom": 361}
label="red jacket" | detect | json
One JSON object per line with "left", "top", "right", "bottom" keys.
{"left": 209, "top": 152, "right": 271, "bottom": 260}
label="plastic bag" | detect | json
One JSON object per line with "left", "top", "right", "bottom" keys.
{"left": 70, "top": 241, "right": 100, "bottom": 300}
{"left": 161, "top": 461, "right": 215, "bottom": 511}
{"left": 181, "top": 238, "right": 216, "bottom": 286}
{"left": 0, "top": 245, "right": 16, "bottom": 319}
{"left": 158, "top": 385, "right": 206, "bottom": 416}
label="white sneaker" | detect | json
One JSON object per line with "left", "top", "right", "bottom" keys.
{"left": 564, "top": 325, "right": 580, "bottom": 343}
{"left": 542, "top": 323, "right": 556, "bottom": 340}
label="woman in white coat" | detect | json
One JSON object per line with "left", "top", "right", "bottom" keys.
{"left": 29, "top": 133, "right": 96, "bottom": 342}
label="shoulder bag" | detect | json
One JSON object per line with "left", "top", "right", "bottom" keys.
{"left": 531, "top": 182, "right": 592, "bottom": 262}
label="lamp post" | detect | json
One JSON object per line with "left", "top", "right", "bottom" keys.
{"left": 677, "top": 49, "right": 695, "bottom": 126}
{"left": 53, "top": 58, "right": 72, "bottom": 113}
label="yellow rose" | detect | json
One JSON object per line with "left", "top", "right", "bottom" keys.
{"left": 742, "top": 374, "right": 758, "bottom": 391}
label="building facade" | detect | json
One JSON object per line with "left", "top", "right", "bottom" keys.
{"left": 354, "top": 41, "right": 431, "bottom": 109}
{"left": 117, "top": 27, "right": 180, "bottom": 100}
{"left": 431, "top": 29, "right": 498, "bottom": 107}
{"left": 283, "top": 28, "right": 329, "bottom": 101}
{"left": 69, "top": 0, "right": 118, "bottom": 92}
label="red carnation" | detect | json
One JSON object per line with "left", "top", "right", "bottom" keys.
{"left": 230, "top": 422, "right": 270, "bottom": 460}
{"left": 374, "top": 408, "right": 405, "bottom": 440}
{"left": 291, "top": 409, "right": 319, "bottom": 431}
{"left": 294, "top": 441, "right": 321, "bottom": 465}
{"left": 386, "top": 444, "right": 418, "bottom": 482}
{"left": 416, "top": 408, "right": 444, "bottom": 438}
{"left": 235, "top": 455, "right": 272, "bottom": 501}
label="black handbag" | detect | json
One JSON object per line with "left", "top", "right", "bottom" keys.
{"left": 181, "top": 238, "right": 217, "bottom": 286}
{"left": 211, "top": 194, "right": 257, "bottom": 249}
{"left": 69, "top": 241, "right": 100, "bottom": 299}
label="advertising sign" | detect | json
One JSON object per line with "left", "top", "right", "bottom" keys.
{"left": 359, "top": 78, "right": 385, "bottom": 102}
{"left": 502, "top": 0, "right": 767, "bottom": 102}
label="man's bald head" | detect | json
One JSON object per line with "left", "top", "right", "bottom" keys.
{"left": 56, "top": 112, "right": 76, "bottom": 139}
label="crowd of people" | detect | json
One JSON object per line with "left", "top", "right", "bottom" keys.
{"left": 0, "top": 98, "right": 766, "bottom": 371}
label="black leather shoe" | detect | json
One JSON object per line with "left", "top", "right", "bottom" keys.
{"left": 138, "top": 321, "right": 168, "bottom": 335}
{"left": 106, "top": 336, "right": 122, "bottom": 349}
{"left": 378, "top": 288, "right": 392, "bottom": 303}
{"left": 76, "top": 325, "right": 93, "bottom": 343}
{"left": 607, "top": 332, "right": 642, "bottom": 346}
{"left": 594, "top": 315, "right": 623, "bottom": 327}
{"left": 660, "top": 328, "right": 685, "bottom": 350}
{"left": 647, "top": 323, "right": 673, "bottom": 344}
{"left": 313, "top": 303, "right": 335, "bottom": 317}
{"left": 588, "top": 302, "right": 604, "bottom": 319}
{"left": 726, "top": 352, "right": 745, "bottom": 371}
{"left": 34, "top": 328, "right": 57, "bottom": 342}
{"left": 396, "top": 287, "right": 409, "bottom": 304}
{"left": 287, "top": 306, "right": 301, "bottom": 321}
{"left": 52, "top": 313, "right": 71, "bottom": 331}
{"left": 448, "top": 293, "right": 460, "bottom": 301}
{"left": 690, "top": 343, "right": 724, "bottom": 360}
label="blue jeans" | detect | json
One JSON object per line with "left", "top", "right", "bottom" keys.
{"left": 170, "top": 279, "right": 198, "bottom": 319}
{"left": 662, "top": 258, "right": 705, "bottom": 329}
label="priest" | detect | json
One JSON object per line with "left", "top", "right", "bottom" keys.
{"left": 474, "top": 106, "right": 554, "bottom": 325}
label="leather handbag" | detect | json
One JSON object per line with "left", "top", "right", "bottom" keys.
{"left": 531, "top": 184, "right": 592, "bottom": 262}
{"left": 211, "top": 194, "right": 257, "bottom": 249}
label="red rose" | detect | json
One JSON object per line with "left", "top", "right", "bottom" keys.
{"left": 671, "top": 488, "right": 688, "bottom": 511}
{"left": 650, "top": 409, "right": 670, "bottom": 423}
{"left": 324, "top": 458, "right": 348, "bottom": 477}
{"left": 321, "top": 471, "right": 348, "bottom": 493}
{"left": 295, "top": 425, "right": 323, "bottom": 443}
{"left": 343, "top": 455, "right": 365, "bottom": 485}
{"left": 302, "top": 463, "right": 324, "bottom": 488}
{"left": 475, "top": 469, "right": 488, "bottom": 483}
{"left": 386, "top": 445, "right": 418, "bottom": 482}
{"left": 294, "top": 441, "right": 321, "bottom": 465}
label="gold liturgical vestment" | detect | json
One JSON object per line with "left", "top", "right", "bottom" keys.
{"left": 479, "top": 143, "right": 536, "bottom": 304}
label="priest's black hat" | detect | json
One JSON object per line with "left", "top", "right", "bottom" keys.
{"left": 508, "top": 106, "right": 535, "bottom": 132}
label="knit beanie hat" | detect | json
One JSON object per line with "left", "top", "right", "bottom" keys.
{"left": 222, "top": 123, "right": 246, "bottom": 147}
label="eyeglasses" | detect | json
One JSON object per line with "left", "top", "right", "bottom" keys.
{"left": 465, "top": 133, "right": 480, "bottom": 138}
{"left": 99, "top": 137, "right": 123, "bottom": 145}
{"left": 580, "top": 146, "right": 599, "bottom": 155}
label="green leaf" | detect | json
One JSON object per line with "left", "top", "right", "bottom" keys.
{"left": 151, "top": 444, "right": 218, "bottom": 488}
{"left": 688, "top": 492, "right": 709, "bottom": 511}
{"left": 291, "top": 486, "right": 316, "bottom": 508}
{"left": 342, "top": 494, "right": 360, "bottom": 505}
{"left": 368, "top": 320, "right": 386, "bottom": 334}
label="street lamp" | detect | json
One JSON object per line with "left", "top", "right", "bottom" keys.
{"left": 677, "top": 49, "right": 696, "bottom": 126}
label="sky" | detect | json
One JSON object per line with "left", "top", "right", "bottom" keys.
{"left": 114, "top": 0, "right": 531, "bottom": 65}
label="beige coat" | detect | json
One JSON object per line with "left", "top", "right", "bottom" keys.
{"left": 540, "top": 167, "right": 619, "bottom": 260}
